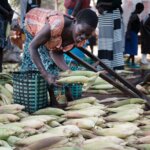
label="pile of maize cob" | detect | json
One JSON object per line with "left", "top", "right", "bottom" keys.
{"left": 0, "top": 71, "right": 150, "bottom": 149}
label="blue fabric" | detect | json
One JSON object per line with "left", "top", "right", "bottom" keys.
{"left": 64, "top": 47, "right": 86, "bottom": 63}
{"left": 125, "top": 31, "right": 138, "bottom": 55}
{"left": 0, "top": 14, "right": 7, "bottom": 48}
{"left": 20, "top": 30, "right": 60, "bottom": 76}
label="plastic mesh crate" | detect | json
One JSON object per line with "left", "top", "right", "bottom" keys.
{"left": 54, "top": 83, "right": 83, "bottom": 100}
{"left": 13, "top": 71, "right": 48, "bottom": 113}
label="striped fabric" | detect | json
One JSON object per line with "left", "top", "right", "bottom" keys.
{"left": 98, "top": 8, "right": 124, "bottom": 70}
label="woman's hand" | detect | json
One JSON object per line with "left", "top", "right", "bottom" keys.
{"left": 46, "top": 74, "right": 58, "bottom": 86}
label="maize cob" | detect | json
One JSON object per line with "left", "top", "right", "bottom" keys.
{"left": 49, "top": 146, "right": 82, "bottom": 150}
{"left": 19, "top": 137, "right": 68, "bottom": 150}
{"left": 48, "top": 125, "right": 80, "bottom": 137}
{"left": 80, "top": 129, "right": 97, "bottom": 139}
{"left": 66, "top": 103, "right": 92, "bottom": 110}
{"left": 0, "top": 147, "right": 13, "bottom": 150}
{"left": 86, "top": 89, "right": 109, "bottom": 94}
{"left": 105, "top": 110, "right": 140, "bottom": 122}
{"left": 0, "top": 85, "right": 12, "bottom": 100}
{"left": 33, "top": 108, "right": 66, "bottom": 116}
{"left": 57, "top": 76, "right": 88, "bottom": 84}
{"left": 134, "top": 144, "right": 150, "bottom": 150}
{"left": 0, "top": 93, "right": 11, "bottom": 105}
{"left": 60, "top": 70, "right": 96, "bottom": 77}
{"left": 90, "top": 84, "right": 114, "bottom": 90}
{"left": 68, "top": 97, "right": 97, "bottom": 106}
{"left": 7, "top": 136, "right": 21, "bottom": 147}
{"left": 63, "top": 118, "right": 95, "bottom": 129}
{"left": 0, "top": 104, "right": 25, "bottom": 114}
{"left": 0, "top": 128, "right": 16, "bottom": 140}
{"left": 16, "top": 133, "right": 66, "bottom": 146}
{"left": 82, "top": 140, "right": 125, "bottom": 150}
{"left": 109, "top": 98, "right": 145, "bottom": 107}
{"left": 107, "top": 104, "right": 144, "bottom": 113}
{"left": 93, "top": 123, "right": 139, "bottom": 138}
{"left": 138, "top": 136, "right": 150, "bottom": 144}
{"left": 4, "top": 83, "right": 13, "bottom": 94}
{"left": 0, "top": 114, "right": 20, "bottom": 123}
{"left": 21, "top": 115, "right": 56, "bottom": 123}
{"left": 49, "top": 121, "right": 61, "bottom": 127}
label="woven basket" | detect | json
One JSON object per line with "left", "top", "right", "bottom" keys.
{"left": 13, "top": 71, "right": 48, "bottom": 113}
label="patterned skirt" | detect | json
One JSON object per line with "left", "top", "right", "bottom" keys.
{"left": 0, "top": 15, "right": 7, "bottom": 48}
{"left": 98, "top": 9, "right": 124, "bottom": 70}
{"left": 20, "top": 31, "right": 60, "bottom": 75}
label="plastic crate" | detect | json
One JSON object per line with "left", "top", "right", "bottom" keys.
{"left": 54, "top": 83, "right": 83, "bottom": 100}
{"left": 13, "top": 71, "right": 48, "bottom": 113}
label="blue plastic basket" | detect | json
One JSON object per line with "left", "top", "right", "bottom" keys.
{"left": 54, "top": 83, "right": 83, "bottom": 100}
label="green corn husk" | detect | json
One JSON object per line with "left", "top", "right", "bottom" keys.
{"left": 60, "top": 70, "right": 96, "bottom": 77}
{"left": 93, "top": 77, "right": 109, "bottom": 85}
{"left": 0, "top": 114, "right": 20, "bottom": 123}
{"left": 125, "top": 146, "right": 137, "bottom": 150}
{"left": 107, "top": 104, "right": 144, "bottom": 113}
{"left": 63, "top": 118, "right": 95, "bottom": 129}
{"left": 80, "top": 129, "right": 97, "bottom": 139}
{"left": 0, "top": 147, "right": 13, "bottom": 150}
{"left": 0, "top": 128, "right": 16, "bottom": 140}
{"left": 64, "top": 108, "right": 105, "bottom": 118}
{"left": 0, "top": 124, "right": 24, "bottom": 135}
{"left": 0, "top": 85, "right": 12, "bottom": 100}
{"left": 21, "top": 115, "right": 56, "bottom": 123}
{"left": 105, "top": 110, "right": 140, "bottom": 122}
{"left": 7, "top": 136, "right": 21, "bottom": 146}
{"left": 93, "top": 123, "right": 139, "bottom": 138}
{"left": 49, "top": 121, "right": 61, "bottom": 128}
{"left": 138, "top": 136, "right": 150, "bottom": 144}
{"left": 86, "top": 117, "right": 105, "bottom": 126}
{"left": 84, "top": 136, "right": 126, "bottom": 146}
{"left": 48, "top": 125, "right": 80, "bottom": 137}
{"left": 134, "top": 144, "right": 150, "bottom": 150}
{"left": 0, "top": 104, "right": 25, "bottom": 114}
{"left": 16, "top": 133, "right": 66, "bottom": 147}
{"left": 0, "top": 140, "right": 12, "bottom": 148}
{"left": 57, "top": 76, "right": 89, "bottom": 84}
{"left": 68, "top": 97, "right": 97, "bottom": 106}
{"left": 86, "top": 89, "right": 109, "bottom": 94}
{"left": 109, "top": 98, "right": 145, "bottom": 107}
{"left": 33, "top": 108, "right": 66, "bottom": 116}
{"left": 82, "top": 140, "right": 126, "bottom": 150}
{"left": 90, "top": 84, "right": 114, "bottom": 90}
{"left": 49, "top": 146, "right": 82, "bottom": 150}
{"left": 66, "top": 103, "right": 92, "bottom": 110}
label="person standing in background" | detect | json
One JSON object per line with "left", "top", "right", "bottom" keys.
{"left": 64, "top": 0, "right": 91, "bottom": 17}
{"left": 96, "top": 0, "right": 124, "bottom": 70}
{"left": 141, "top": 13, "right": 150, "bottom": 64}
{"left": 0, "top": 0, "right": 13, "bottom": 72}
{"left": 125, "top": 3, "right": 144, "bottom": 68}
{"left": 20, "top": 0, "right": 41, "bottom": 29}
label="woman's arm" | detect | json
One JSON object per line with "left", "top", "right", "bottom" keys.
{"left": 50, "top": 51, "right": 70, "bottom": 71}
{"left": 29, "top": 23, "right": 55, "bottom": 84}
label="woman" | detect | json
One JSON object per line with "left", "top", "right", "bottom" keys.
{"left": 125, "top": 3, "right": 144, "bottom": 68}
{"left": 0, "top": 0, "right": 13, "bottom": 72}
{"left": 141, "top": 13, "right": 150, "bottom": 64}
{"left": 20, "top": 8, "right": 98, "bottom": 86}
{"left": 96, "top": 0, "right": 124, "bottom": 70}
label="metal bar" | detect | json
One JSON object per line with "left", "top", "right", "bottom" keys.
{"left": 66, "top": 50, "right": 150, "bottom": 105}
{"left": 66, "top": 51, "right": 140, "bottom": 98}
{"left": 77, "top": 47, "right": 150, "bottom": 101}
